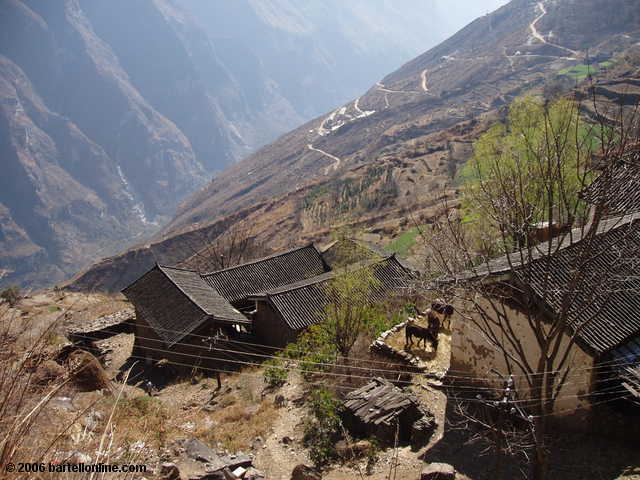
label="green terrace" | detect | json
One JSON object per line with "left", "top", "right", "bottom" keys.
{"left": 557, "top": 60, "right": 614, "bottom": 81}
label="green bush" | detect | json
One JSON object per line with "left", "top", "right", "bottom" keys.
{"left": 263, "top": 358, "right": 288, "bottom": 388}
{"left": 303, "top": 388, "right": 344, "bottom": 466}
{"left": 1, "top": 286, "right": 21, "bottom": 306}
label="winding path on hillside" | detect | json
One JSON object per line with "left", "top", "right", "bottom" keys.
{"left": 529, "top": 1, "right": 580, "bottom": 56}
{"left": 354, "top": 97, "right": 364, "bottom": 115}
{"left": 308, "top": 143, "right": 341, "bottom": 175}
{"left": 376, "top": 81, "right": 417, "bottom": 95}
{"left": 421, "top": 68, "right": 430, "bottom": 92}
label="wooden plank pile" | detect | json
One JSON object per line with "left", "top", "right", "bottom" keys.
{"left": 342, "top": 377, "right": 435, "bottom": 448}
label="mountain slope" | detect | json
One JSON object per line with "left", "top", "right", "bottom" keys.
{"left": 163, "top": 0, "right": 640, "bottom": 237}
{"left": 67, "top": 0, "right": 640, "bottom": 292}
{"left": 2, "top": 0, "right": 501, "bottom": 288}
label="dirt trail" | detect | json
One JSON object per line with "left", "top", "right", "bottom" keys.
{"left": 354, "top": 97, "right": 364, "bottom": 115}
{"left": 317, "top": 109, "right": 339, "bottom": 136}
{"left": 376, "top": 81, "right": 417, "bottom": 95}
{"left": 308, "top": 144, "right": 341, "bottom": 174}
{"left": 529, "top": 1, "right": 580, "bottom": 56}
{"left": 421, "top": 69, "right": 429, "bottom": 92}
{"left": 252, "top": 376, "right": 312, "bottom": 479}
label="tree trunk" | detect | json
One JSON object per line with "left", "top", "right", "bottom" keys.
{"left": 531, "top": 416, "right": 549, "bottom": 480}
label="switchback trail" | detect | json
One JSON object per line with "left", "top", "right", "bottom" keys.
{"left": 421, "top": 69, "right": 429, "bottom": 92}
{"left": 530, "top": 1, "right": 580, "bottom": 56}
{"left": 308, "top": 144, "right": 341, "bottom": 175}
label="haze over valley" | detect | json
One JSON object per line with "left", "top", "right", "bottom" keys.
{"left": 0, "top": 0, "right": 507, "bottom": 289}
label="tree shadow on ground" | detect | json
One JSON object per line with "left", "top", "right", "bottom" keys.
{"left": 422, "top": 401, "right": 640, "bottom": 480}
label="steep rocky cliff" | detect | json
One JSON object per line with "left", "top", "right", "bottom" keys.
{"left": 2, "top": 0, "right": 492, "bottom": 288}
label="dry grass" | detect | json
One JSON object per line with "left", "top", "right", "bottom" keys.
{"left": 198, "top": 401, "right": 276, "bottom": 452}
{"left": 0, "top": 296, "right": 148, "bottom": 480}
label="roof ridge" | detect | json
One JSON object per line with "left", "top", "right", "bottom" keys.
{"left": 201, "top": 243, "right": 317, "bottom": 277}
{"left": 158, "top": 264, "right": 198, "bottom": 273}
{"left": 264, "top": 256, "right": 401, "bottom": 297}
{"left": 265, "top": 270, "right": 337, "bottom": 296}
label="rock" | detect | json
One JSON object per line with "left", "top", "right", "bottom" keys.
{"left": 232, "top": 466, "right": 246, "bottom": 478}
{"left": 35, "top": 360, "right": 66, "bottom": 385}
{"left": 185, "top": 438, "right": 220, "bottom": 463}
{"left": 291, "top": 464, "right": 321, "bottom": 480}
{"left": 82, "top": 410, "right": 103, "bottom": 432}
{"left": 421, "top": 463, "right": 456, "bottom": 480}
{"left": 159, "top": 462, "right": 180, "bottom": 480}
{"left": 244, "top": 467, "right": 266, "bottom": 479}
{"left": 200, "top": 468, "right": 236, "bottom": 480}
{"left": 50, "top": 396, "right": 75, "bottom": 411}
{"left": 221, "top": 452, "right": 252, "bottom": 470}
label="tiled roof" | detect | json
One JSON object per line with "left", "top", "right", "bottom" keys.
{"left": 522, "top": 221, "right": 640, "bottom": 355}
{"left": 450, "top": 214, "right": 640, "bottom": 356}
{"left": 202, "top": 244, "right": 328, "bottom": 304}
{"left": 158, "top": 266, "right": 248, "bottom": 324}
{"left": 582, "top": 151, "right": 640, "bottom": 216}
{"left": 609, "top": 336, "right": 640, "bottom": 399}
{"left": 122, "top": 265, "right": 248, "bottom": 346}
{"left": 453, "top": 214, "right": 640, "bottom": 282}
{"left": 256, "top": 256, "right": 413, "bottom": 330}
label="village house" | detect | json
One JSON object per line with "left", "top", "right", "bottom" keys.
{"left": 122, "top": 264, "right": 250, "bottom": 369}
{"left": 446, "top": 156, "right": 640, "bottom": 426}
{"left": 201, "top": 244, "right": 330, "bottom": 312}
{"left": 122, "top": 240, "right": 412, "bottom": 368}
{"left": 249, "top": 255, "right": 413, "bottom": 348}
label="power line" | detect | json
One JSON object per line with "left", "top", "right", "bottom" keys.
{"left": 71, "top": 330, "right": 632, "bottom": 399}
{"left": 71, "top": 329, "right": 604, "bottom": 393}
{"left": 74, "top": 322, "right": 640, "bottom": 382}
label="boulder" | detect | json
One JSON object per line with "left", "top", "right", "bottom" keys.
{"left": 35, "top": 360, "right": 66, "bottom": 385}
{"left": 159, "top": 463, "right": 180, "bottom": 480}
{"left": 232, "top": 466, "right": 246, "bottom": 478}
{"left": 291, "top": 464, "right": 321, "bottom": 480}
{"left": 184, "top": 438, "right": 218, "bottom": 463}
{"left": 244, "top": 467, "right": 266, "bottom": 479}
{"left": 421, "top": 463, "right": 455, "bottom": 480}
{"left": 68, "top": 350, "right": 112, "bottom": 393}
{"left": 66, "top": 451, "right": 92, "bottom": 464}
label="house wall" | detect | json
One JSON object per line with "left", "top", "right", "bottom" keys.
{"left": 449, "top": 294, "right": 596, "bottom": 425}
{"left": 132, "top": 312, "right": 245, "bottom": 372}
{"left": 253, "top": 300, "right": 298, "bottom": 348}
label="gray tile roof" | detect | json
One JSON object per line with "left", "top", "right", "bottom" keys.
{"left": 609, "top": 336, "right": 640, "bottom": 399}
{"left": 454, "top": 213, "right": 640, "bottom": 282}
{"left": 451, "top": 214, "right": 640, "bottom": 356}
{"left": 158, "top": 266, "right": 248, "bottom": 324}
{"left": 202, "top": 244, "right": 328, "bottom": 304}
{"left": 256, "top": 256, "right": 413, "bottom": 330}
{"left": 581, "top": 151, "right": 640, "bottom": 216}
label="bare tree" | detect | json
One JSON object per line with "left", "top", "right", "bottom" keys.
{"left": 179, "top": 224, "right": 266, "bottom": 273}
{"left": 448, "top": 374, "right": 536, "bottom": 480}
{"left": 419, "top": 95, "right": 640, "bottom": 479}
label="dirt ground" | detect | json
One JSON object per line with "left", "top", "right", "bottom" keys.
{"left": 3, "top": 292, "right": 639, "bottom": 480}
